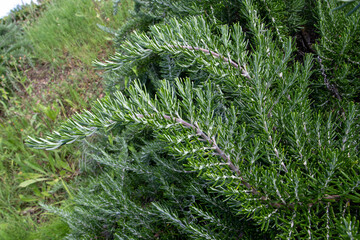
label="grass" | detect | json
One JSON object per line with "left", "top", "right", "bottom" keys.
{"left": 0, "top": 88, "right": 80, "bottom": 239}
{"left": 0, "top": 0, "right": 133, "bottom": 238}
{"left": 26, "top": 0, "right": 133, "bottom": 66}
{"left": 0, "top": 215, "right": 69, "bottom": 239}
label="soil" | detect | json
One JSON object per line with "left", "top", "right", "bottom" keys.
{"left": 22, "top": 56, "right": 106, "bottom": 116}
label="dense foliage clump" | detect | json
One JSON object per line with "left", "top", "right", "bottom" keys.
{"left": 28, "top": 0, "right": 360, "bottom": 238}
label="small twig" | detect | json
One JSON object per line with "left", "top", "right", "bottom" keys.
{"left": 317, "top": 56, "right": 342, "bottom": 102}
{"left": 168, "top": 45, "right": 251, "bottom": 80}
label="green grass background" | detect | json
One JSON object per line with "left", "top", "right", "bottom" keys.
{"left": 0, "top": 0, "right": 133, "bottom": 238}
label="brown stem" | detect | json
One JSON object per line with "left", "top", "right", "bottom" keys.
{"left": 136, "top": 113, "right": 256, "bottom": 192}
{"left": 317, "top": 56, "right": 342, "bottom": 102}
{"left": 168, "top": 45, "right": 251, "bottom": 80}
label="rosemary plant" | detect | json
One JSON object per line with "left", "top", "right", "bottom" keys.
{"left": 27, "top": 0, "right": 360, "bottom": 238}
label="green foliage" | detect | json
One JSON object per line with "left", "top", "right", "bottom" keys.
{"left": 0, "top": 215, "right": 69, "bottom": 240}
{"left": 315, "top": 0, "right": 360, "bottom": 103}
{"left": 0, "top": 0, "right": 133, "bottom": 237}
{"left": 0, "top": 21, "right": 32, "bottom": 102}
{"left": 41, "top": 130, "right": 265, "bottom": 239}
{"left": 2, "top": 0, "right": 50, "bottom": 24}
{"left": 28, "top": 0, "right": 360, "bottom": 238}
{"left": 338, "top": 215, "right": 360, "bottom": 239}
{"left": 254, "top": 0, "right": 309, "bottom": 39}
{"left": 100, "top": 0, "right": 251, "bottom": 92}
{"left": 27, "top": 217, "right": 69, "bottom": 240}
{"left": 26, "top": 0, "right": 133, "bottom": 66}
{"left": 0, "top": 94, "right": 80, "bottom": 236}
{"left": 333, "top": 0, "right": 360, "bottom": 16}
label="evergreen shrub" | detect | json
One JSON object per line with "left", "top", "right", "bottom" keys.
{"left": 28, "top": 0, "right": 360, "bottom": 238}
